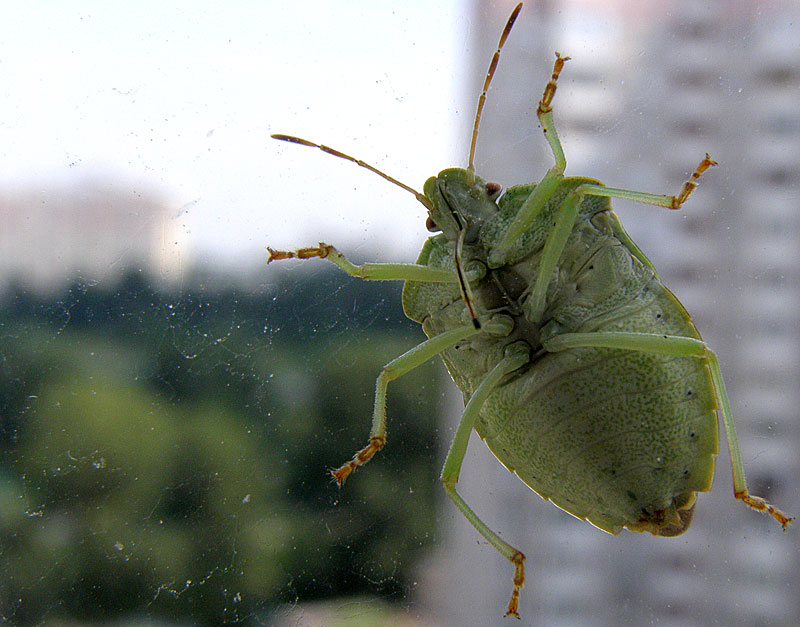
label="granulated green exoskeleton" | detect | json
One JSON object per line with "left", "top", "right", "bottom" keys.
{"left": 267, "top": 3, "right": 792, "bottom": 617}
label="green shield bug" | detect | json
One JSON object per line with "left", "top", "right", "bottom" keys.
{"left": 268, "top": 2, "right": 793, "bottom": 617}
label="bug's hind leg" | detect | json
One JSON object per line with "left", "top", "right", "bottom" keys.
{"left": 331, "top": 315, "right": 514, "bottom": 484}
{"left": 440, "top": 342, "right": 531, "bottom": 617}
{"left": 331, "top": 323, "right": 482, "bottom": 485}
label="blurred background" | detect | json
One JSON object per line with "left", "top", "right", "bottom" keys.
{"left": 0, "top": 0, "right": 798, "bottom": 625}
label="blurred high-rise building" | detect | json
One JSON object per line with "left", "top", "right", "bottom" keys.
{"left": 421, "top": 1, "right": 799, "bottom": 624}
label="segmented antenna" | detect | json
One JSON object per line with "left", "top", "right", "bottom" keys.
{"left": 467, "top": 2, "right": 523, "bottom": 177}
{"left": 271, "top": 0, "right": 525, "bottom": 334}
{"left": 456, "top": 3, "right": 522, "bottom": 327}
{"left": 271, "top": 134, "right": 433, "bottom": 211}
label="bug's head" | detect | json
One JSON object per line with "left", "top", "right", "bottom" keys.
{"left": 423, "top": 168, "right": 501, "bottom": 243}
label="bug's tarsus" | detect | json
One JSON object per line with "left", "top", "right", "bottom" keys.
{"left": 330, "top": 436, "right": 386, "bottom": 486}
{"left": 670, "top": 153, "right": 718, "bottom": 209}
{"left": 266, "top": 243, "right": 331, "bottom": 263}
{"left": 504, "top": 551, "right": 526, "bottom": 619}
{"left": 737, "top": 490, "right": 794, "bottom": 529}
{"left": 532, "top": 52, "right": 570, "bottom": 172}
{"left": 537, "top": 51, "right": 571, "bottom": 117}
{"left": 467, "top": 2, "right": 523, "bottom": 175}
{"left": 271, "top": 133, "right": 433, "bottom": 210}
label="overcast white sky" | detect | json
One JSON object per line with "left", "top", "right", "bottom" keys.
{"left": 4, "top": 0, "right": 771, "bottom": 276}
{"left": 0, "top": 1, "right": 474, "bottom": 272}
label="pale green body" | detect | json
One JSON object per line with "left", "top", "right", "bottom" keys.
{"left": 403, "top": 174, "right": 718, "bottom": 535}
{"left": 270, "top": 16, "right": 790, "bottom": 612}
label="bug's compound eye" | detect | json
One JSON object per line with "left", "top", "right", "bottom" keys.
{"left": 485, "top": 182, "right": 502, "bottom": 199}
{"left": 426, "top": 216, "right": 441, "bottom": 232}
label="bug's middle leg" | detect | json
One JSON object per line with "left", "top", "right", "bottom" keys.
{"left": 578, "top": 154, "right": 717, "bottom": 210}
{"left": 267, "top": 242, "right": 456, "bottom": 283}
{"left": 440, "top": 342, "right": 530, "bottom": 617}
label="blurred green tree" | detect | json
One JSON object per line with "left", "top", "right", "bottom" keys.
{"left": 0, "top": 268, "right": 445, "bottom": 624}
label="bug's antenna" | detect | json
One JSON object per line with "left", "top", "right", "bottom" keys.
{"left": 467, "top": 2, "right": 523, "bottom": 177}
{"left": 271, "top": 134, "right": 433, "bottom": 211}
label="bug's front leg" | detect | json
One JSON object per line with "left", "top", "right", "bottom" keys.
{"left": 491, "top": 53, "right": 570, "bottom": 262}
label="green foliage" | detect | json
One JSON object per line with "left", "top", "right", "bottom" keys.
{"left": 0, "top": 268, "right": 444, "bottom": 624}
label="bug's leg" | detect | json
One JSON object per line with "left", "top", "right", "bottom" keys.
{"left": 571, "top": 155, "right": 715, "bottom": 275}
{"left": 332, "top": 323, "right": 480, "bottom": 483}
{"left": 267, "top": 242, "right": 456, "bottom": 283}
{"left": 440, "top": 341, "right": 531, "bottom": 618}
{"left": 491, "top": 53, "right": 570, "bottom": 262}
{"left": 523, "top": 188, "right": 583, "bottom": 321}
{"left": 544, "top": 331, "right": 795, "bottom": 528}
{"left": 492, "top": 48, "right": 715, "bottom": 268}
{"left": 523, "top": 152, "right": 718, "bottom": 322}
{"left": 579, "top": 154, "right": 718, "bottom": 210}
{"left": 332, "top": 315, "right": 513, "bottom": 484}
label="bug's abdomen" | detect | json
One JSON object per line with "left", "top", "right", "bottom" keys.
{"left": 479, "top": 280, "right": 719, "bottom": 535}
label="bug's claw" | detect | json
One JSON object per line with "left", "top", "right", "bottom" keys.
{"left": 330, "top": 466, "right": 351, "bottom": 486}
{"left": 330, "top": 436, "right": 386, "bottom": 486}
